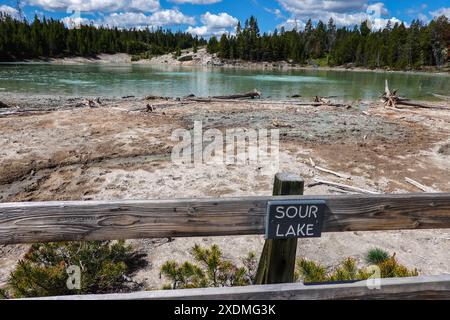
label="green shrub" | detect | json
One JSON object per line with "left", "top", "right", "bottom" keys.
{"left": 3, "top": 241, "right": 147, "bottom": 298}
{"left": 366, "top": 248, "right": 390, "bottom": 265}
{"left": 0, "top": 288, "right": 7, "bottom": 299}
{"left": 161, "top": 244, "right": 257, "bottom": 289}
{"left": 378, "top": 254, "right": 418, "bottom": 278}
{"left": 296, "top": 259, "right": 328, "bottom": 283}
{"left": 297, "top": 252, "right": 418, "bottom": 284}
{"left": 131, "top": 55, "right": 141, "bottom": 62}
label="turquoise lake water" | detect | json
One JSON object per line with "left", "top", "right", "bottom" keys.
{"left": 0, "top": 63, "right": 448, "bottom": 101}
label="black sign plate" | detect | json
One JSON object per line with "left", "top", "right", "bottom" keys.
{"left": 266, "top": 200, "right": 326, "bottom": 239}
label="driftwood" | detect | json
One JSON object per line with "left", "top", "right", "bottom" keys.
{"left": 309, "top": 158, "right": 351, "bottom": 180}
{"left": 315, "top": 167, "right": 351, "bottom": 180}
{"left": 405, "top": 177, "right": 439, "bottom": 193}
{"left": 432, "top": 93, "right": 450, "bottom": 101}
{"left": 145, "top": 95, "right": 171, "bottom": 101}
{"left": 396, "top": 101, "right": 450, "bottom": 110}
{"left": 382, "top": 79, "right": 399, "bottom": 107}
{"left": 185, "top": 98, "right": 325, "bottom": 106}
{"left": 146, "top": 104, "right": 156, "bottom": 112}
{"left": 310, "top": 178, "right": 379, "bottom": 194}
{"left": 383, "top": 80, "right": 449, "bottom": 110}
{"left": 183, "top": 91, "right": 261, "bottom": 101}
{"left": 313, "top": 96, "right": 352, "bottom": 108}
{"left": 212, "top": 89, "right": 261, "bottom": 100}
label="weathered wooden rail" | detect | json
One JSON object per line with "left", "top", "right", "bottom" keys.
{"left": 30, "top": 275, "right": 450, "bottom": 300}
{"left": 1, "top": 193, "right": 450, "bottom": 245}
{"left": 2, "top": 189, "right": 450, "bottom": 300}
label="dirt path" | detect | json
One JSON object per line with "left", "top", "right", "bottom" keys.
{"left": 0, "top": 95, "right": 449, "bottom": 289}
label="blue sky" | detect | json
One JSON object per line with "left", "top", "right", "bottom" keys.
{"left": 0, "top": 1, "right": 449, "bottom": 36}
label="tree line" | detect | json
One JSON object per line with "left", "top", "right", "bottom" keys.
{"left": 0, "top": 14, "right": 205, "bottom": 60}
{"left": 207, "top": 16, "right": 450, "bottom": 70}
{"left": 1, "top": 13, "right": 448, "bottom": 70}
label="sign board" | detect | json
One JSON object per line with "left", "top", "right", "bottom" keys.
{"left": 265, "top": 200, "right": 326, "bottom": 239}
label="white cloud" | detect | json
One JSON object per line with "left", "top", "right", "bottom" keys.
{"left": 277, "top": 0, "right": 367, "bottom": 15}
{"left": 264, "top": 7, "right": 285, "bottom": 20}
{"left": 277, "top": 19, "right": 305, "bottom": 31}
{"left": 187, "top": 11, "right": 238, "bottom": 37}
{"left": 186, "top": 25, "right": 209, "bottom": 36}
{"left": 201, "top": 12, "right": 237, "bottom": 29}
{"left": 101, "top": 9, "right": 195, "bottom": 29}
{"left": 0, "top": 5, "right": 20, "bottom": 18}
{"left": 367, "top": 2, "right": 388, "bottom": 17}
{"left": 169, "top": 0, "right": 222, "bottom": 4}
{"left": 27, "top": 0, "right": 160, "bottom": 13}
{"left": 430, "top": 7, "right": 450, "bottom": 19}
{"left": 61, "top": 15, "right": 95, "bottom": 28}
{"left": 277, "top": 0, "right": 404, "bottom": 30}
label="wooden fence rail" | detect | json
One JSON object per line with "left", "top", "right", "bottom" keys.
{"left": 29, "top": 275, "right": 450, "bottom": 300}
{"left": 1, "top": 193, "right": 450, "bottom": 245}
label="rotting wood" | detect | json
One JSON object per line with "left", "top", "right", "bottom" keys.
{"left": 310, "top": 179, "right": 379, "bottom": 194}
{"left": 30, "top": 275, "right": 450, "bottom": 300}
{"left": 405, "top": 177, "right": 439, "bottom": 193}
{"left": 1, "top": 193, "right": 450, "bottom": 245}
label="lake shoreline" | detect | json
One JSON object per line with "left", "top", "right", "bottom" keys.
{"left": 4, "top": 49, "right": 449, "bottom": 76}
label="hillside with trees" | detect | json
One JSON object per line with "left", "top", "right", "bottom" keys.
{"left": 207, "top": 16, "right": 450, "bottom": 70}
{"left": 0, "top": 13, "right": 205, "bottom": 61}
{"left": 0, "top": 13, "right": 449, "bottom": 70}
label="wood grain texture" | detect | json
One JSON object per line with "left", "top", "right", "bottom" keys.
{"left": 1, "top": 193, "right": 450, "bottom": 244}
{"left": 27, "top": 275, "right": 450, "bottom": 300}
{"left": 255, "top": 173, "right": 304, "bottom": 285}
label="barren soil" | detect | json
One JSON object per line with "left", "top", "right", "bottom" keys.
{"left": 0, "top": 94, "right": 449, "bottom": 290}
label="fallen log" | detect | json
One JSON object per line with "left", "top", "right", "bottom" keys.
{"left": 310, "top": 178, "right": 379, "bottom": 194}
{"left": 313, "top": 96, "right": 352, "bottom": 108}
{"left": 145, "top": 95, "right": 171, "bottom": 101}
{"left": 432, "top": 93, "right": 450, "bottom": 101}
{"left": 186, "top": 98, "right": 324, "bottom": 106}
{"left": 405, "top": 177, "right": 439, "bottom": 193}
{"left": 382, "top": 80, "right": 449, "bottom": 110}
{"left": 315, "top": 166, "right": 352, "bottom": 180}
{"left": 212, "top": 89, "right": 261, "bottom": 100}
{"left": 309, "top": 158, "right": 351, "bottom": 180}
{"left": 396, "top": 101, "right": 450, "bottom": 111}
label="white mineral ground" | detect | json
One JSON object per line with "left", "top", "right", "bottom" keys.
{"left": 0, "top": 92, "right": 449, "bottom": 290}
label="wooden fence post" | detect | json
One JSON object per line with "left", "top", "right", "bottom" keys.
{"left": 255, "top": 172, "right": 304, "bottom": 285}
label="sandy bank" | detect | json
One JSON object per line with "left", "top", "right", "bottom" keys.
{"left": 15, "top": 49, "right": 448, "bottom": 75}
{"left": 0, "top": 95, "right": 449, "bottom": 290}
